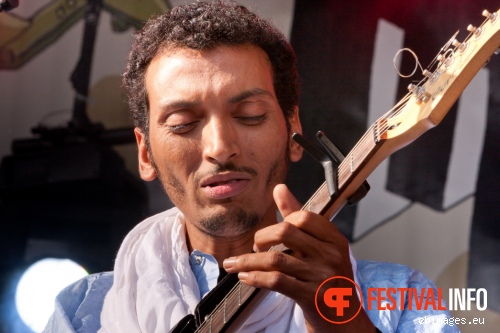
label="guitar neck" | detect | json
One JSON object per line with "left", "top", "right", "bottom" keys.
{"left": 195, "top": 128, "right": 385, "bottom": 333}
{"left": 192, "top": 7, "right": 500, "bottom": 332}
{"left": 303, "top": 122, "right": 383, "bottom": 218}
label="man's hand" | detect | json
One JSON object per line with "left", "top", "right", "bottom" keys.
{"left": 223, "top": 184, "right": 376, "bottom": 332}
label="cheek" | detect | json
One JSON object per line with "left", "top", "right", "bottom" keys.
{"left": 261, "top": 127, "right": 289, "bottom": 157}
{"left": 248, "top": 131, "right": 288, "bottom": 173}
{"left": 151, "top": 137, "right": 199, "bottom": 187}
{"left": 154, "top": 135, "right": 200, "bottom": 167}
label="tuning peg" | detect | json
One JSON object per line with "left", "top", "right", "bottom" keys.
{"left": 422, "top": 69, "right": 439, "bottom": 83}
{"left": 467, "top": 24, "right": 483, "bottom": 37}
{"left": 407, "top": 83, "right": 431, "bottom": 104}
{"left": 482, "top": 10, "right": 498, "bottom": 22}
{"left": 452, "top": 39, "right": 468, "bottom": 53}
{"left": 410, "top": 89, "right": 431, "bottom": 105}
{"left": 467, "top": 24, "right": 477, "bottom": 32}
{"left": 418, "top": 92, "right": 431, "bottom": 104}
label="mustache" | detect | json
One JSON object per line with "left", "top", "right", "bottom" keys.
{"left": 213, "top": 162, "right": 258, "bottom": 176}
{"left": 194, "top": 162, "right": 258, "bottom": 185}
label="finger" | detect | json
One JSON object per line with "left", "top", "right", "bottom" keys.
{"left": 273, "top": 184, "right": 302, "bottom": 219}
{"left": 253, "top": 219, "right": 329, "bottom": 258}
{"left": 237, "top": 270, "right": 315, "bottom": 306}
{"left": 254, "top": 211, "right": 347, "bottom": 255}
{"left": 223, "top": 251, "right": 332, "bottom": 282}
{"left": 273, "top": 185, "right": 344, "bottom": 244}
{"left": 237, "top": 270, "right": 370, "bottom": 333}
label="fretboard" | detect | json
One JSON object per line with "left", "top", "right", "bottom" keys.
{"left": 195, "top": 124, "right": 384, "bottom": 333}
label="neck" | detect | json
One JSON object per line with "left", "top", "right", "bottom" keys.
{"left": 184, "top": 207, "right": 277, "bottom": 266}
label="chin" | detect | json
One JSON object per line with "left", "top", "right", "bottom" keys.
{"left": 197, "top": 207, "right": 261, "bottom": 238}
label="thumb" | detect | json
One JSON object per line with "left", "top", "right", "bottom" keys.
{"left": 273, "top": 184, "right": 302, "bottom": 219}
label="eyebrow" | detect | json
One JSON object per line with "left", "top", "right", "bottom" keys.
{"left": 228, "top": 88, "right": 273, "bottom": 104}
{"left": 158, "top": 100, "right": 200, "bottom": 112}
{"left": 157, "top": 88, "right": 272, "bottom": 112}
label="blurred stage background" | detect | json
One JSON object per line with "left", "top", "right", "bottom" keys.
{"left": 1, "top": 0, "right": 499, "bottom": 332}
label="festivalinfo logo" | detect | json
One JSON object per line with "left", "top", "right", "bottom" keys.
{"left": 314, "top": 276, "right": 488, "bottom": 324}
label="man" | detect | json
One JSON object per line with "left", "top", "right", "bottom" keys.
{"left": 44, "top": 1, "right": 458, "bottom": 332}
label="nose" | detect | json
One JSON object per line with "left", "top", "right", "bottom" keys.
{"left": 202, "top": 117, "right": 240, "bottom": 164}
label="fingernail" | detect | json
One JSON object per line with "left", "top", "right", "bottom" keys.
{"left": 238, "top": 272, "right": 248, "bottom": 280}
{"left": 223, "top": 257, "right": 237, "bottom": 270}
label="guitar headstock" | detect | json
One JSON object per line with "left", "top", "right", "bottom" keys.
{"left": 379, "top": 8, "right": 500, "bottom": 144}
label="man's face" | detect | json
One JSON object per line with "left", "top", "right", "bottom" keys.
{"left": 136, "top": 45, "right": 302, "bottom": 238}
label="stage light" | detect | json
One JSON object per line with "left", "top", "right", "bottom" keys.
{"left": 15, "top": 258, "right": 88, "bottom": 333}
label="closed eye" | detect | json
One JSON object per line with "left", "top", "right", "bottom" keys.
{"left": 167, "top": 121, "right": 199, "bottom": 134}
{"left": 235, "top": 115, "right": 267, "bottom": 125}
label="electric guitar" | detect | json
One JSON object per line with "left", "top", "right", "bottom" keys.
{"left": 171, "top": 8, "right": 500, "bottom": 333}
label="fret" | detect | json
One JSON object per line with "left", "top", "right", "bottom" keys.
{"left": 374, "top": 120, "right": 381, "bottom": 143}
{"left": 350, "top": 151, "right": 354, "bottom": 172}
{"left": 238, "top": 283, "right": 241, "bottom": 306}
{"left": 302, "top": 182, "right": 330, "bottom": 215}
{"left": 198, "top": 282, "right": 258, "bottom": 332}
{"left": 302, "top": 195, "right": 313, "bottom": 213}
{"left": 338, "top": 128, "right": 379, "bottom": 191}
{"left": 223, "top": 298, "right": 226, "bottom": 323}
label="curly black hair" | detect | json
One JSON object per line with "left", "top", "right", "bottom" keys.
{"left": 123, "top": 0, "right": 299, "bottom": 139}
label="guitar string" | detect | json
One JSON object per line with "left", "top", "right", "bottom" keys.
{"left": 336, "top": 22, "right": 480, "bottom": 177}
{"left": 353, "top": 13, "right": 496, "bottom": 171}
{"left": 336, "top": 93, "right": 411, "bottom": 179}
{"left": 197, "top": 226, "right": 314, "bottom": 332}
{"left": 393, "top": 48, "right": 424, "bottom": 78}
{"left": 337, "top": 12, "right": 489, "bottom": 181}
{"left": 196, "top": 180, "right": 331, "bottom": 332}
{"left": 194, "top": 13, "right": 492, "bottom": 333}
{"left": 196, "top": 282, "right": 255, "bottom": 332}
{"left": 198, "top": 96, "right": 412, "bottom": 332}
{"left": 196, "top": 114, "right": 403, "bottom": 332}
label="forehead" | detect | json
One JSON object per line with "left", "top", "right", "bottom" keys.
{"left": 154, "top": 44, "right": 272, "bottom": 68}
{"left": 144, "top": 45, "right": 275, "bottom": 98}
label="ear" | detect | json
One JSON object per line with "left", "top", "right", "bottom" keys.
{"left": 134, "top": 127, "right": 157, "bottom": 181}
{"left": 288, "top": 106, "right": 303, "bottom": 162}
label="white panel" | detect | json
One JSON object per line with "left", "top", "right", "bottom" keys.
{"left": 443, "top": 69, "right": 489, "bottom": 209}
{"left": 353, "top": 19, "right": 411, "bottom": 240}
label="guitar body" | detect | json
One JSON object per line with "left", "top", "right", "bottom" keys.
{"left": 170, "top": 273, "right": 261, "bottom": 333}
{"left": 170, "top": 315, "right": 197, "bottom": 333}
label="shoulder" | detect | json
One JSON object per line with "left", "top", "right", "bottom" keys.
{"left": 43, "top": 208, "right": 182, "bottom": 332}
{"left": 356, "top": 260, "right": 459, "bottom": 333}
{"left": 356, "top": 260, "right": 433, "bottom": 289}
{"left": 43, "top": 272, "right": 113, "bottom": 333}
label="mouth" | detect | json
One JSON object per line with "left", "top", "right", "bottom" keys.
{"left": 200, "top": 173, "right": 252, "bottom": 200}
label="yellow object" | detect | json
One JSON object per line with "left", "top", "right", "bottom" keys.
{"left": 0, "top": 0, "right": 170, "bottom": 69}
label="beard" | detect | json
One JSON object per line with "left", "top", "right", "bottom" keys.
{"left": 197, "top": 208, "right": 261, "bottom": 238}
{"left": 197, "top": 152, "right": 289, "bottom": 237}
{"left": 148, "top": 138, "right": 290, "bottom": 238}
